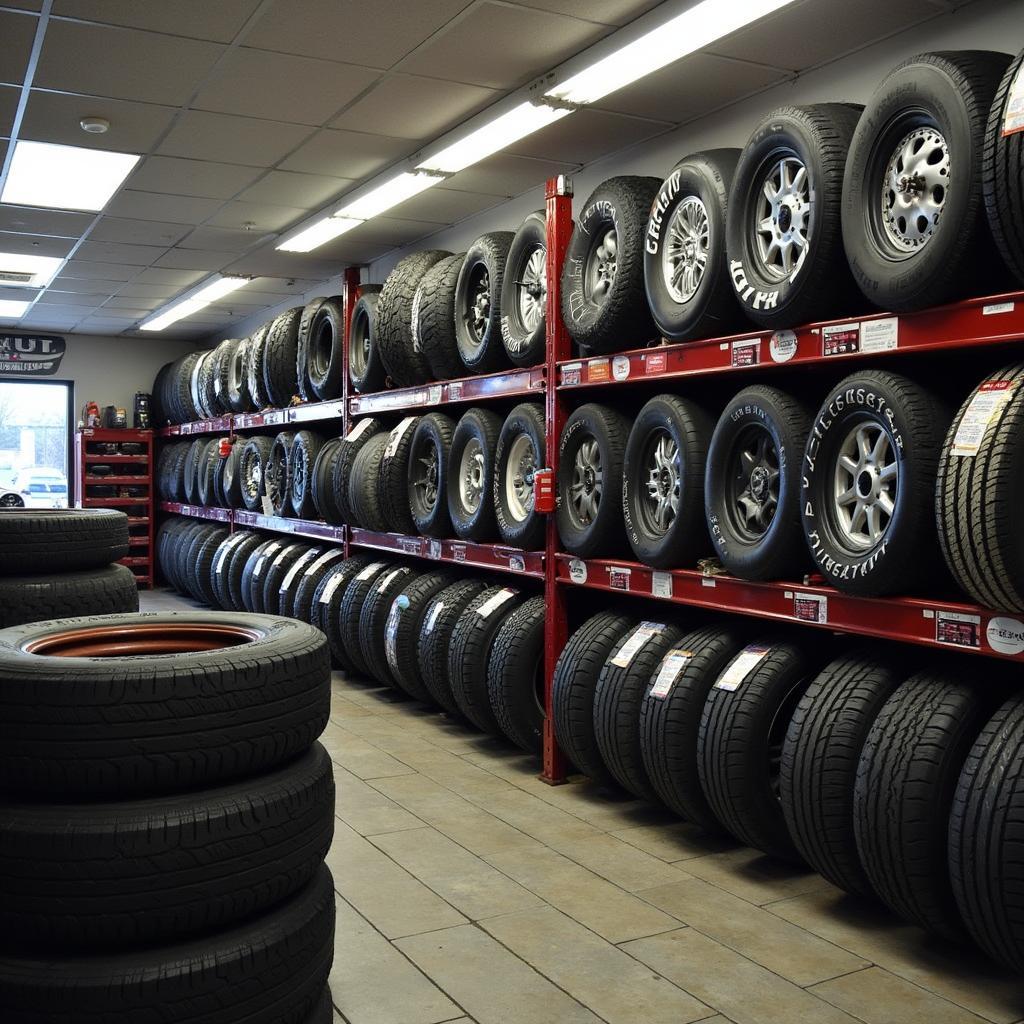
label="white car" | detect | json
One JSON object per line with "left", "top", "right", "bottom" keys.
{"left": 15, "top": 468, "right": 68, "bottom": 509}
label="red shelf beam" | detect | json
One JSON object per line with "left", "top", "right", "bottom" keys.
{"left": 159, "top": 501, "right": 232, "bottom": 523}
{"left": 234, "top": 509, "right": 345, "bottom": 542}
{"left": 158, "top": 416, "right": 232, "bottom": 437}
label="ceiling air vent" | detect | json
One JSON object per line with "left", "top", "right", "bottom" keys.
{"left": 0, "top": 270, "right": 35, "bottom": 284}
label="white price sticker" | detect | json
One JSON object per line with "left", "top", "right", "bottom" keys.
{"left": 860, "top": 317, "right": 898, "bottom": 353}
{"left": 649, "top": 649, "right": 693, "bottom": 699}
{"left": 611, "top": 621, "right": 664, "bottom": 669}
{"left": 282, "top": 549, "right": 320, "bottom": 593}
{"left": 260, "top": 494, "right": 274, "bottom": 516}
{"left": 651, "top": 571, "right": 672, "bottom": 599}
{"left": 384, "top": 417, "right": 417, "bottom": 459}
{"left": 477, "top": 588, "right": 516, "bottom": 619}
{"left": 952, "top": 380, "right": 1016, "bottom": 457}
{"left": 213, "top": 535, "right": 242, "bottom": 574}
{"left": 1003, "top": 61, "right": 1024, "bottom": 136}
{"left": 428, "top": 385, "right": 443, "bottom": 405}
{"left": 355, "top": 561, "right": 385, "bottom": 582}
{"left": 318, "top": 568, "right": 348, "bottom": 604}
{"left": 345, "top": 418, "right": 374, "bottom": 443}
{"left": 424, "top": 600, "right": 445, "bottom": 635}
{"left": 385, "top": 598, "right": 404, "bottom": 671}
{"left": 271, "top": 546, "right": 293, "bottom": 568}
{"left": 714, "top": 644, "right": 771, "bottom": 692}
{"left": 304, "top": 550, "right": 342, "bottom": 577}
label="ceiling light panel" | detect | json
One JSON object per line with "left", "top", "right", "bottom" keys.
{"left": 337, "top": 171, "right": 443, "bottom": 220}
{"left": 0, "top": 299, "right": 31, "bottom": 320}
{"left": 140, "top": 275, "right": 250, "bottom": 332}
{"left": 277, "top": 216, "right": 363, "bottom": 253}
{"left": 0, "top": 253, "right": 63, "bottom": 289}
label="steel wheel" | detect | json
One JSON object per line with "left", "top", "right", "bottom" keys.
{"left": 413, "top": 442, "right": 440, "bottom": 514}
{"left": 585, "top": 228, "right": 617, "bottom": 304}
{"left": 516, "top": 245, "right": 547, "bottom": 332}
{"left": 504, "top": 433, "right": 536, "bottom": 523}
{"left": 753, "top": 155, "right": 810, "bottom": 280}
{"left": 832, "top": 420, "right": 899, "bottom": 552}
{"left": 638, "top": 429, "right": 681, "bottom": 537}
{"left": 0, "top": 492, "right": 23, "bottom": 507}
{"left": 349, "top": 307, "right": 371, "bottom": 378}
{"left": 727, "top": 426, "right": 780, "bottom": 541}
{"left": 881, "top": 125, "right": 949, "bottom": 252}
{"left": 662, "top": 196, "right": 709, "bottom": 303}
{"left": 463, "top": 264, "right": 491, "bottom": 352}
{"left": 457, "top": 437, "right": 485, "bottom": 514}
{"left": 569, "top": 437, "right": 602, "bottom": 525}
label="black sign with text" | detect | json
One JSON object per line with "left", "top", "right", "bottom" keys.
{"left": 0, "top": 333, "right": 66, "bottom": 375}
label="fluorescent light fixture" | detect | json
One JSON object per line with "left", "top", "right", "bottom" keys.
{"left": 276, "top": 216, "right": 363, "bottom": 253}
{"left": 546, "top": 0, "right": 798, "bottom": 104}
{"left": 141, "top": 275, "right": 250, "bottom": 332}
{"left": 1, "top": 140, "right": 139, "bottom": 212}
{"left": 0, "top": 299, "right": 31, "bottom": 320}
{"left": 418, "top": 101, "right": 572, "bottom": 174}
{"left": 0, "top": 253, "right": 63, "bottom": 289}
{"left": 337, "top": 172, "right": 443, "bottom": 220}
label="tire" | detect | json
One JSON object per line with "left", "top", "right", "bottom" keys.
{"left": 348, "top": 433, "right": 390, "bottom": 531}
{"left": 645, "top": 150, "right": 744, "bottom": 342}
{"left": 449, "top": 585, "right": 524, "bottom": 734}
{"left": 382, "top": 571, "right": 454, "bottom": 701}
{"left": 936, "top": 363, "right": 1024, "bottom": 613}
{"left": 378, "top": 416, "right": 420, "bottom": 534}
{"left": 494, "top": 402, "right": 545, "bottom": 550}
{"left": 296, "top": 297, "right": 326, "bottom": 403}
{"left": 0, "top": 509, "right": 128, "bottom": 574}
{"left": 844, "top": 50, "right": 1013, "bottom": 311}
{"left": 210, "top": 338, "right": 237, "bottom": 414}
{"left": 0, "top": 563, "right": 138, "bottom": 629}
{"left": 196, "top": 438, "right": 220, "bottom": 507}
{"left": 500, "top": 210, "right": 547, "bottom": 366}
{"left": 0, "top": 865, "right": 335, "bottom": 1024}
{"left": 307, "top": 298, "right": 346, "bottom": 401}
{"left": 727, "top": 104, "right": 862, "bottom": 328}
{"left": 358, "top": 565, "right": 417, "bottom": 686}
{"left": 313, "top": 556, "right": 378, "bottom": 671}
{"left": 950, "top": 694, "right": 1024, "bottom": 971}
{"left": 698, "top": 639, "right": 818, "bottom": 860}
{"left": 413, "top": 254, "right": 465, "bottom": 381}
{"left": 241, "top": 538, "right": 288, "bottom": 613}
{"left": 180, "top": 524, "right": 219, "bottom": 601}
{"left": 418, "top": 578, "right": 489, "bottom": 714}
{"left": 263, "top": 307, "right": 303, "bottom": 408}
{"left": 239, "top": 435, "right": 275, "bottom": 512}
{"left": 854, "top": 671, "right": 989, "bottom": 939}
{"left": 276, "top": 546, "right": 323, "bottom": 619}
{"left": 339, "top": 561, "right": 396, "bottom": 678}
{"left": 266, "top": 431, "right": 295, "bottom": 518}
{"left": 0, "top": 612, "right": 330, "bottom": 798}
{"left": 0, "top": 743, "right": 334, "bottom": 951}
{"left": 780, "top": 653, "right": 905, "bottom": 895}
{"left": 447, "top": 407, "right": 502, "bottom": 541}
{"left": 984, "top": 48, "right": 1024, "bottom": 287}
{"left": 489, "top": 596, "right": 545, "bottom": 753}
{"left": 705, "top": 385, "right": 812, "bottom": 580}
{"left": 377, "top": 250, "right": 451, "bottom": 386}
{"left": 639, "top": 622, "right": 749, "bottom": 829}
{"left": 262, "top": 542, "right": 316, "bottom": 617}
{"left": 290, "top": 431, "right": 324, "bottom": 520}
{"left": 312, "top": 438, "right": 344, "bottom": 524}
{"left": 292, "top": 548, "right": 347, "bottom": 625}
{"left": 246, "top": 324, "right": 271, "bottom": 411}
{"left": 594, "top": 620, "right": 684, "bottom": 800}
{"left": 196, "top": 349, "right": 218, "bottom": 419}
{"left": 332, "top": 417, "right": 386, "bottom": 526}
{"left": 623, "top": 394, "right": 713, "bottom": 568}
{"left": 561, "top": 176, "right": 661, "bottom": 353}
{"left": 183, "top": 438, "right": 206, "bottom": 504}
{"left": 213, "top": 530, "right": 263, "bottom": 611}
{"left": 408, "top": 413, "right": 456, "bottom": 538}
{"left": 455, "top": 232, "right": 515, "bottom": 373}
{"left": 168, "top": 443, "right": 189, "bottom": 501}
{"left": 174, "top": 351, "right": 202, "bottom": 422}
{"left": 169, "top": 521, "right": 207, "bottom": 593}
{"left": 347, "top": 287, "right": 384, "bottom": 394}
{"left": 214, "top": 441, "right": 243, "bottom": 509}
{"left": 190, "top": 525, "right": 229, "bottom": 606}
{"left": 802, "top": 370, "right": 949, "bottom": 595}
{"left": 226, "top": 336, "right": 252, "bottom": 413}
{"left": 556, "top": 403, "right": 630, "bottom": 557}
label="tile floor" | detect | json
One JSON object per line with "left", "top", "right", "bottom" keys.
{"left": 141, "top": 589, "right": 1024, "bottom": 1024}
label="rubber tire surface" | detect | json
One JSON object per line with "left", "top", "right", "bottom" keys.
{"left": 378, "top": 417, "right": 420, "bottom": 534}
{"left": 347, "top": 288, "right": 385, "bottom": 394}
{"left": 292, "top": 549, "right": 347, "bottom": 626}
{"left": 308, "top": 298, "right": 346, "bottom": 402}
{"left": 290, "top": 430, "right": 323, "bottom": 520}
{"left": 500, "top": 210, "right": 547, "bottom": 366}
{"left": 408, "top": 413, "right": 456, "bottom": 538}
{"left": 263, "top": 307, "right": 303, "bottom": 408}
{"left": 454, "top": 232, "right": 515, "bottom": 374}
{"left": 488, "top": 596, "right": 545, "bottom": 753}
{"left": 984, "top": 48, "right": 1024, "bottom": 286}
{"left": 418, "top": 579, "right": 488, "bottom": 714}
{"left": 0, "top": 509, "right": 128, "bottom": 574}
{"left": 494, "top": 402, "right": 545, "bottom": 550}
{"left": 358, "top": 565, "right": 415, "bottom": 686}
{"left": 348, "top": 433, "right": 390, "bottom": 532}
{"left": 382, "top": 571, "right": 453, "bottom": 702}
{"left": 311, "top": 555, "right": 377, "bottom": 670}
{"left": 240, "top": 436, "right": 275, "bottom": 512}
{"left": 262, "top": 542, "right": 316, "bottom": 617}
{"left": 338, "top": 562, "right": 394, "bottom": 679}
{"left": 0, "top": 563, "right": 138, "bottom": 629}
{"left": 333, "top": 417, "right": 386, "bottom": 526}
{"left": 413, "top": 254, "right": 465, "bottom": 381}
{"left": 447, "top": 407, "right": 502, "bottom": 541}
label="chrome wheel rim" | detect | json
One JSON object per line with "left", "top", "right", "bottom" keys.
{"left": 464, "top": 266, "right": 491, "bottom": 350}
{"left": 505, "top": 433, "right": 536, "bottom": 522}
{"left": 458, "top": 438, "right": 485, "bottom": 514}
{"left": 662, "top": 196, "right": 709, "bottom": 303}
{"left": 639, "top": 429, "right": 680, "bottom": 537}
{"left": 570, "top": 437, "right": 602, "bottom": 525}
{"left": 728, "top": 426, "right": 779, "bottom": 541}
{"left": 754, "top": 155, "right": 810, "bottom": 280}
{"left": 516, "top": 245, "right": 547, "bottom": 332}
{"left": 585, "top": 228, "right": 617, "bottom": 304}
{"left": 832, "top": 421, "right": 898, "bottom": 551}
{"left": 881, "top": 126, "right": 949, "bottom": 252}
{"left": 414, "top": 443, "right": 440, "bottom": 513}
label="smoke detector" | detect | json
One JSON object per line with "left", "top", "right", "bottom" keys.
{"left": 80, "top": 117, "right": 110, "bottom": 134}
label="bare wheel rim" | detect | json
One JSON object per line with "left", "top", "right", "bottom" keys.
{"left": 584, "top": 227, "right": 617, "bottom": 305}
{"left": 831, "top": 419, "right": 899, "bottom": 552}
{"left": 0, "top": 492, "right": 23, "bottom": 507}
{"left": 753, "top": 154, "right": 810, "bottom": 281}
{"left": 881, "top": 125, "right": 949, "bottom": 252}
{"left": 349, "top": 308, "right": 370, "bottom": 377}
{"left": 504, "top": 433, "right": 536, "bottom": 523}
{"left": 516, "top": 245, "right": 547, "bottom": 332}
{"left": 638, "top": 428, "right": 681, "bottom": 538}
{"left": 463, "top": 264, "right": 491, "bottom": 352}
{"left": 726, "top": 425, "right": 780, "bottom": 542}
{"left": 414, "top": 441, "right": 440, "bottom": 513}
{"left": 458, "top": 437, "right": 485, "bottom": 514}
{"left": 662, "top": 196, "right": 709, "bottom": 303}
{"left": 569, "top": 436, "right": 602, "bottom": 526}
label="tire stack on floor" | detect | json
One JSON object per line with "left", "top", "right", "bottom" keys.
{"left": 0, "top": 509, "right": 138, "bottom": 628}
{"left": 0, "top": 611, "right": 336, "bottom": 1022}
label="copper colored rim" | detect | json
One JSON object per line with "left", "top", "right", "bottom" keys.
{"left": 23, "top": 622, "right": 264, "bottom": 658}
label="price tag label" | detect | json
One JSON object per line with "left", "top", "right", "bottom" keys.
{"left": 587, "top": 359, "right": 611, "bottom": 383}
{"left": 385, "top": 598, "right": 405, "bottom": 672}
{"left": 645, "top": 351, "right": 667, "bottom": 374}
{"left": 608, "top": 566, "right": 631, "bottom": 591}
{"left": 715, "top": 644, "right": 771, "bottom": 691}
{"left": 1002, "top": 61, "right": 1024, "bottom": 136}
{"left": 424, "top": 600, "right": 445, "bottom": 635}
{"left": 731, "top": 338, "right": 759, "bottom": 367}
{"left": 477, "top": 588, "right": 516, "bottom": 619}
{"left": 562, "top": 362, "right": 582, "bottom": 386}
{"left": 384, "top": 417, "right": 417, "bottom": 459}
{"left": 952, "top": 380, "right": 1016, "bottom": 457}
{"left": 427, "top": 385, "right": 443, "bottom": 405}
{"left": 345, "top": 418, "right": 374, "bottom": 443}
{"left": 281, "top": 549, "right": 320, "bottom": 593}
{"left": 399, "top": 536, "right": 421, "bottom": 554}
{"left": 449, "top": 381, "right": 463, "bottom": 400}
{"left": 936, "top": 610, "right": 981, "bottom": 649}
{"left": 568, "top": 558, "right": 587, "bottom": 584}
{"left": 428, "top": 539, "right": 442, "bottom": 559}
{"left": 651, "top": 571, "right": 672, "bottom": 599}
{"left": 355, "top": 561, "right": 384, "bottom": 582}
{"left": 822, "top": 322, "right": 860, "bottom": 357}
{"left": 451, "top": 544, "right": 467, "bottom": 563}
{"left": 611, "top": 621, "right": 663, "bottom": 668}
{"left": 793, "top": 592, "right": 827, "bottom": 623}
{"left": 509, "top": 554, "right": 526, "bottom": 573}
{"left": 318, "top": 568, "right": 347, "bottom": 604}
{"left": 860, "top": 317, "right": 898, "bottom": 353}
{"left": 649, "top": 649, "right": 693, "bottom": 699}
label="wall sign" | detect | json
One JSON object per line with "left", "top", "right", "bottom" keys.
{"left": 0, "top": 333, "right": 66, "bottom": 375}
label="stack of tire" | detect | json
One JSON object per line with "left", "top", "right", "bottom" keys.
{"left": 553, "top": 610, "right": 1024, "bottom": 969}
{"left": 0, "top": 509, "right": 138, "bottom": 628}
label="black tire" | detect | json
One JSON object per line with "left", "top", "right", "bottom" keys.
{"left": 312, "top": 438, "right": 344, "bottom": 524}
{"left": 348, "top": 433, "right": 390, "bottom": 532}
{"left": 241, "top": 538, "right": 287, "bottom": 613}
{"left": 454, "top": 232, "right": 515, "bottom": 373}
{"left": 488, "top": 596, "right": 545, "bottom": 753}
{"left": 179, "top": 524, "right": 218, "bottom": 601}
{"left": 183, "top": 438, "right": 205, "bottom": 504}
{"left": 307, "top": 298, "right": 346, "bottom": 401}
{"left": 214, "top": 441, "right": 243, "bottom": 509}
{"left": 347, "top": 287, "right": 384, "bottom": 394}
{"left": 246, "top": 324, "right": 271, "bottom": 411}
{"left": 190, "top": 525, "right": 230, "bottom": 606}
{"left": 623, "top": 394, "right": 713, "bottom": 568}
{"left": 358, "top": 564, "right": 417, "bottom": 687}
{"left": 291, "top": 548, "right": 347, "bottom": 625}
{"left": 780, "top": 653, "right": 905, "bottom": 895}
{"left": 210, "top": 338, "right": 237, "bottom": 415}
{"left": 500, "top": 210, "right": 547, "bottom": 366}
{"left": 561, "top": 176, "right": 661, "bottom": 353}
{"left": 705, "top": 385, "right": 812, "bottom": 580}
{"left": 447, "top": 407, "right": 502, "bottom": 541}
{"left": 213, "top": 530, "right": 263, "bottom": 611}
{"left": 311, "top": 556, "right": 377, "bottom": 671}
{"left": 262, "top": 542, "right": 317, "bottom": 617}
{"left": 936, "top": 363, "right": 1024, "bottom": 613}
{"left": 296, "top": 297, "right": 326, "bottom": 403}
{"left": 802, "top": 370, "right": 949, "bottom": 595}
{"left": 984, "top": 48, "right": 1024, "bottom": 287}
{"left": 494, "top": 402, "right": 545, "bottom": 550}
{"left": 854, "top": 672, "right": 989, "bottom": 939}
{"left": 263, "top": 307, "right": 303, "bottom": 408}
{"left": 417, "top": 578, "right": 489, "bottom": 714}
{"left": 174, "top": 351, "right": 202, "bottom": 422}
{"left": 381, "top": 570, "right": 454, "bottom": 701}
{"left": 0, "top": 864, "right": 335, "bottom": 1024}
{"left": 332, "top": 417, "right": 386, "bottom": 526}
{"left": 594, "top": 620, "right": 684, "bottom": 800}
{"left": 556, "top": 403, "right": 630, "bottom": 557}
{"left": 0, "top": 612, "right": 330, "bottom": 798}
{"left": 339, "top": 561, "right": 396, "bottom": 678}
{"left": 408, "top": 412, "right": 456, "bottom": 538}
{"left": 290, "top": 431, "right": 324, "bottom": 520}
{"left": 197, "top": 349, "right": 219, "bottom": 419}
{"left": 266, "top": 431, "right": 295, "bottom": 518}
{"left": 0, "top": 743, "right": 334, "bottom": 951}
{"left": 378, "top": 416, "right": 420, "bottom": 534}
{"left": 449, "top": 585, "right": 524, "bottom": 734}
{"left": 844, "top": 50, "right": 1013, "bottom": 311}
{"left": 169, "top": 521, "right": 207, "bottom": 593}
{"left": 168, "top": 443, "right": 190, "bottom": 502}
{"left": 0, "top": 509, "right": 128, "bottom": 574}
{"left": 698, "top": 639, "right": 818, "bottom": 860}
{"left": 413, "top": 254, "right": 465, "bottom": 381}
{"left": 645, "top": 150, "right": 744, "bottom": 342}
{"left": 239, "top": 435, "right": 275, "bottom": 512}
{"left": 0, "top": 563, "right": 138, "bottom": 629}
{"left": 196, "top": 438, "right": 220, "bottom": 507}
{"left": 639, "top": 622, "right": 749, "bottom": 829}
{"left": 226, "top": 336, "right": 252, "bottom": 413}
{"left": 950, "top": 694, "right": 1024, "bottom": 971}
{"left": 377, "top": 250, "right": 451, "bottom": 386}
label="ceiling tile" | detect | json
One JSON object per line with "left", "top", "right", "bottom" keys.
{"left": 0, "top": 85, "right": 19, "bottom": 137}
{"left": 24, "top": 302, "right": 99, "bottom": 315}
{"left": 0, "top": 232, "right": 75, "bottom": 257}
{"left": 0, "top": 11, "right": 37, "bottom": 84}
{"left": 153, "top": 248, "right": 236, "bottom": 270}
{"left": 509, "top": 108, "right": 671, "bottom": 164}
{"left": 396, "top": 2, "right": 610, "bottom": 89}
{"left": 104, "top": 190, "right": 225, "bottom": 225}
{"left": 223, "top": 248, "right": 341, "bottom": 279}
{"left": 131, "top": 266, "right": 206, "bottom": 286}
{"left": 51, "top": 0, "right": 260, "bottom": 42}
{"left": 385, "top": 187, "right": 504, "bottom": 224}
{"left": 88, "top": 217, "right": 190, "bottom": 247}
{"left": 507, "top": 0, "right": 662, "bottom": 25}
{"left": 127, "top": 156, "right": 262, "bottom": 200}
{"left": 443, "top": 153, "right": 580, "bottom": 197}
{"left": 157, "top": 110, "right": 311, "bottom": 167}
{"left": 74, "top": 240, "right": 166, "bottom": 265}
{"left": 77, "top": 319, "right": 133, "bottom": 332}
{"left": 242, "top": 277, "right": 325, "bottom": 295}
{"left": 245, "top": 0, "right": 471, "bottom": 69}
{"left": 48, "top": 277, "right": 125, "bottom": 294}
{"left": 18, "top": 314, "right": 81, "bottom": 329}
{"left": 0, "top": 205, "right": 93, "bottom": 237}
{"left": 194, "top": 47, "right": 379, "bottom": 126}
{"left": 1, "top": 1, "right": 42, "bottom": 11}
{"left": 236, "top": 170, "right": 354, "bottom": 209}
{"left": 112, "top": 282, "right": 186, "bottom": 299}
{"left": 59, "top": 259, "right": 140, "bottom": 281}
{"left": 331, "top": 74, "right": 499, "bottom": 141}
{"left": 0, "top": 286, "right": 39, "bottom": 302}
{"left": 101, "top": 295, "right": 161, "bottom": 311}
{"left": 205, "top": 200, "right": 307, "bottom": 233}
{"left": 35, "top": 20, "right": 224, "bottom": 106}
{"left": 179, "top": 225, "right": 269, "bottom": 252}
{"left": 280, "top": 128, "right": 414, "bottom": 179}
{"left": 343, "top": 216, "right": 448, "bottom": 247}
{"left": 19, "top": 90, "right": 177, "bottom": 153}
{"left": 36, "top": 291, "right": 108, "bottom": 306}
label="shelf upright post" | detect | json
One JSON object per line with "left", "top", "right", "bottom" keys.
{"left": 541, "top": 175, "right": 574, "bottom": 784}
{"left": 341, "top": 265, "right": 361, "bottom": 558}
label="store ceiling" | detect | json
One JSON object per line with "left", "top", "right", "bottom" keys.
{"left": 0, "top": 0, "right": 973, "bottom": 340}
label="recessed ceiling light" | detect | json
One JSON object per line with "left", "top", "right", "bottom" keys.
{"left": 336, "top": 171, "right": 443, "bottom": 221}
{"left": 79, "top": 117, "right": 110, "bottom": 135}
{"left": 0, "top": 253, "right": 62, "bottom": 289}
{"left": 0, "top": 299, "right": 31, "bottom": 320}
{"left": 276, "top": 216, "right": 363, "bottom": 253}
{"left": 1, "top": 140, "right": 139, "bottom": 212}
{"left": 140, "top": 275, "right": 250, "bottom": 332}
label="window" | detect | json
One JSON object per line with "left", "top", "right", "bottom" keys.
{"left": 0, "top": 379, "right": 72, "bottom": 508}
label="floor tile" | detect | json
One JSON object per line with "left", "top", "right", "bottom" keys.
{"left": 333, "top": 766, "right": 425, "bottom": 837}
{"left": 547, "top": 833, "right": 692, "bottom": 891}
{"left": 682, "top": 846, "right": 835, "bottom": 906}
{"left": 319, "top": 724, "right": 417, "bottom": 781}
{"left": 459, "top": 787, "right": 602, "bottom": 846}
{"left": 610, "top": 823, "right": 739, "bottom": 863}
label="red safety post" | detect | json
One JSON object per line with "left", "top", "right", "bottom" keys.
{"left": 541, "top": 175, "right": 574, "bottom": 785}
{"left": 340, "top": 265, "right": 361, "bottom": 558}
